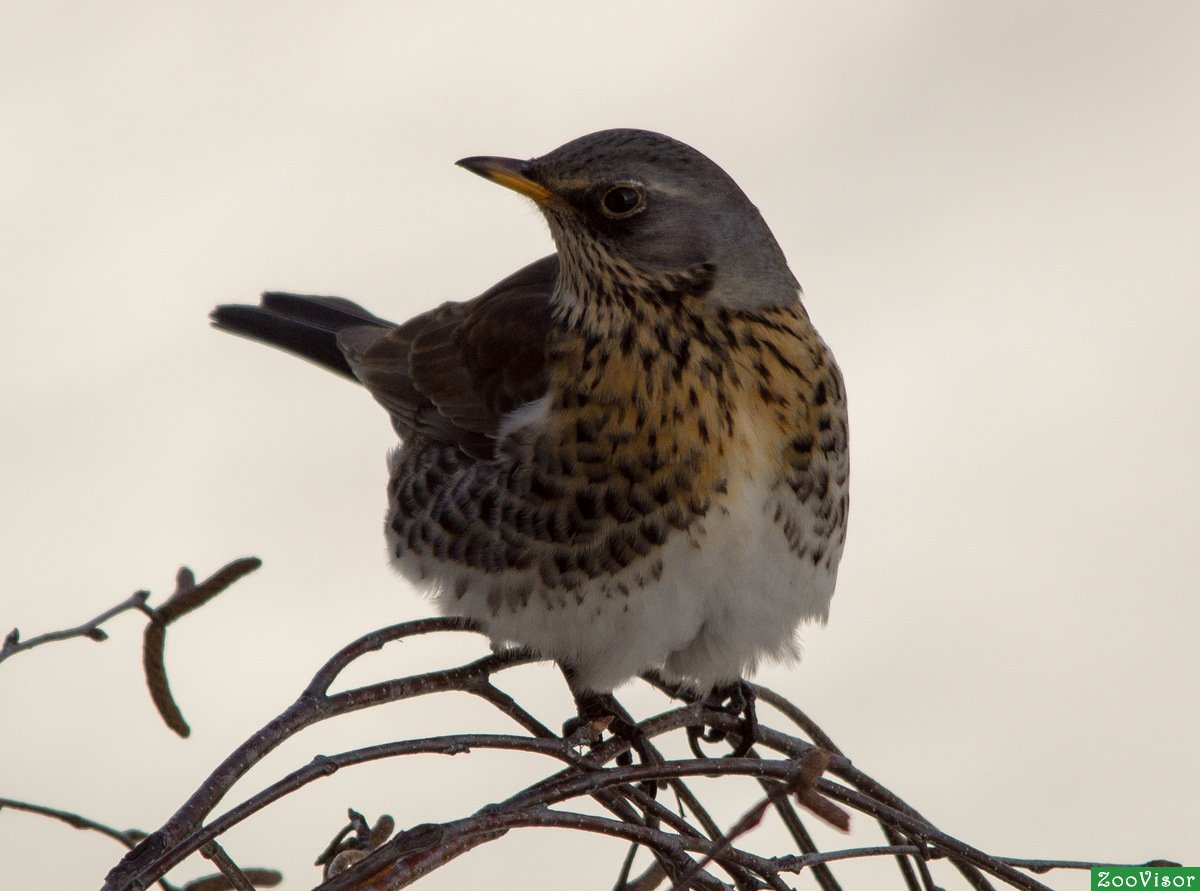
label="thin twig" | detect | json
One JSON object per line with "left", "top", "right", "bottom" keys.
{"left": 997, "top": 856, "right": 1182, "bottom": 873}
{"left": 198, "top": 840, "right": 256, "bottom": 891}
{"left": 777, "top": 844, "right": 927, "bottom": 871}
{"left": 0, "top": 796, "right": 141, "bottom": 848}
{"left": 143, "top": 558, "right": 263, "bottom": 737}
{"left": 757, "top": 777, "right": 844, "bottom": 891}
{"left": 749, "top": 683, "right": 843, "bottom": 755}
{"left": 471, "top": 672, "right": 556, "bottom": 737}
{"left": 1, "top": 590, "right": 151, "bottom": 666}
{"left": 322, "top": 805, "right": 780, "bottom": 891}
{"left": 622, "top": 783, "right": 760, "bottom": 890}
{"left": 166, "top": 734, "right": 578, "bottom": 857}
{"left": 0, "top": 797, "right": 279, "bottom": 891}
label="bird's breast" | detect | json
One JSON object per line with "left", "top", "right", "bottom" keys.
{"left": 534, "top": 299, "right": 848, "bottom": 545}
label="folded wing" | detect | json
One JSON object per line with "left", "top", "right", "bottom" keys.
{"left": 211, "top": 255, "right": 558, "bottom": 460}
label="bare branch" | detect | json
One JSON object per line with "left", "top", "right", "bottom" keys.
{"left": 996, "top": 856, "right": 1182, "bottom": 874}
{"left": 102, "top": 620, "right": 534, "bottom": 890}
{"left": 1, "top": 580, "right": 1158, "bottom": 891}
{"left": 1, "top": 556, "right": 262, "bottom": 746}
{"left": 1, "top": 589, "right": 151, "bottom": 666}
{"left": 100, "top": 630, "right": 1171, "bottom": 891}
{"left": 0, "top": 796, "right": 142, "bottom": 848}
{"left": 197, "top": 840, "right": 259, "bottom": 891}
{"left": 143, "top": 558, "right": 263, "bottom": 737}
{"left": 0, "top": 797, "right": 279, "bottom": 891}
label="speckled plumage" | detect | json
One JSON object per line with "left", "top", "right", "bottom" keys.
{"left": 212, "top": 129, "right": 848, "bottom": 694}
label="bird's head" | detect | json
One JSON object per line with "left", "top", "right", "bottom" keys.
{"left": 457, "top": 129, "right": 800, "bottom": 317}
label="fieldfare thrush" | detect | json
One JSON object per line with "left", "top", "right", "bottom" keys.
{"left": 212, "top": 129, "right": 849, "bottom": 704}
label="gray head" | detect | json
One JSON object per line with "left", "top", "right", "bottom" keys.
{"left": 457, "top": 129, "right": 800, "bottom": 312}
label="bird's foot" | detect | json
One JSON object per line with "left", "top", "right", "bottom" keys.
{"left": 561, "top": 691, "right": 625, "bottom": 747}
{"left": 686, "top": 680, "right": 758, "bottom": 759}
{"left": 562, "top": 685, "right": 662, "bottom": 797}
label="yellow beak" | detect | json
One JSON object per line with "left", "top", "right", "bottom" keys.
{"left": 456, "top": 156, "right": 557, "bottom": 205}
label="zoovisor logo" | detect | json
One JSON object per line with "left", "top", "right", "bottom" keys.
{"left": 1093, "top": 867, "right": 1198, "bottom": 889}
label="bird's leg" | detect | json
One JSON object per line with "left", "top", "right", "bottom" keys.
{"left": 686, "top": 679, "right": 759, "bottom": 759}
{"left": 725, "top": 680, "right": 758, "bottom": 757}
{"left": 560, "top": 666, "right": 661, "bottom": 797}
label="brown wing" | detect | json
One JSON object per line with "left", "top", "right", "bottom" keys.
{"left": 337, "top": 255, "right": 557, "bottom": 460}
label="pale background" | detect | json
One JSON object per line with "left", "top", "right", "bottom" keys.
{"left": 2, "top": 3, "right": 1197, "bottom": 889}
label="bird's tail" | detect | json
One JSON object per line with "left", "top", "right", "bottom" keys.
{"left": 210, "top": 293, "right": 397, "bottom": 382}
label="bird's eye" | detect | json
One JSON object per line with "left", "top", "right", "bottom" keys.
{"left": 599, "top": 185, "right": 644, "bottom": 218}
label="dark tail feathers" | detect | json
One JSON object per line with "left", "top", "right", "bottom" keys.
{"left": 210, "top": 293, "right": 397, "bottom": 381}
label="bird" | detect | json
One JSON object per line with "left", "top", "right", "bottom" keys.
{"left": 211, "top": 128, "right": 849, "bottom": 718}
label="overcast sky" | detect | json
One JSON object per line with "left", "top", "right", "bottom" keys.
{"left": 2, "top": 3, "right": 1197, "bottom": 889}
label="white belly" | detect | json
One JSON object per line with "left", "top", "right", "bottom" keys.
{"left": 415, "top": 470, "right": 839, "bottom": 694}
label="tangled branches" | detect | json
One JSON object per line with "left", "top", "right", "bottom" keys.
{"left": 3, "top": 558, "right": 1177, "bottom": 890}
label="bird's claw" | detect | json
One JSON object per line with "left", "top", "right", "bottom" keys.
{"left": 563, "top": 687, "right": 662, "bottom": 797}
{"left": 687, "top": 680, "right": 758, "bottom": 758}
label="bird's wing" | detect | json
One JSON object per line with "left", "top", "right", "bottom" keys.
{"left": 212, "top": 255, "right": 558, "bottom": 461}
{"left": 336, "top": 255, "right": 557, "bottom": 460}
